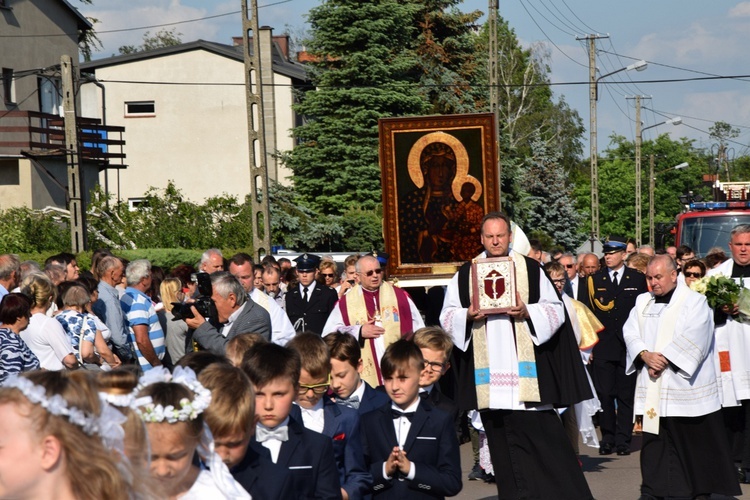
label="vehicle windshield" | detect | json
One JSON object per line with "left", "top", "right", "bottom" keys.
{"left": 680, "top": 214, "right": 750, "bottom": 257}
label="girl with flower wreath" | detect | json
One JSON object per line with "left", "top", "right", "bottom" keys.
{"left": 136, "top": 366, "right": 250, "bottom": 499}
{"left": 0, "top": 370, "right": 141, "bottom": 499}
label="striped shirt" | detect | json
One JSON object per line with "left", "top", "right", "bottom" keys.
{"left": 0, "top": 327, "right": 40, "bottom": 383}
{"left": 121, "top": 287, "right": 165, "bottom": 371}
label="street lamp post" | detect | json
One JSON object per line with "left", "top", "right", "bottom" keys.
{"left": 587, "top": 53, "right": 647, "bottom": 250}
{"left": 635, "top": 109, "right": 681, "bottom": 246}
{"left": 649, "top": 159, "right": 688, "bottom": 245}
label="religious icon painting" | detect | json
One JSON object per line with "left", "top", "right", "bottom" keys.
{"left": 379, "top": 113, "right": 499, "bottom": 279}
{"left": 471, "top": 256, "right": 517, "bottom": 314}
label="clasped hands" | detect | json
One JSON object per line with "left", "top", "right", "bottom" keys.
{"left": 642, "top": 351, "right": 668, "bottom": 379}
{"left": 468, "top": 292, "right": 529, "bottom": 322}
{"left": 385, "top": 446, "right": 411, "bottom": 477}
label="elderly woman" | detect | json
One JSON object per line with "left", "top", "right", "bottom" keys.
{"left": 19, "top": 273, "right": 78, "bottom": 371}
{"left": 0, "top": 293, "right": 39, "bottom": 382}
{"left": 682, "top": 259, "right": 707, "bottom": 288}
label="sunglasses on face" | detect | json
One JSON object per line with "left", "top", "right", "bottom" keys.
{"left": 551, "top": 278, "right": 566, "bottom": 284}
{"left": 564, "top": 264, "right": 575, "bottom": 269}
{"left": 683, "top": 271, "right": 703, "bottom": 278}
{"left": 321, "top": 273, "right": 336, "bottom": 278}
{"left": 360, "top": 268, "right": 383, "bottom": 277}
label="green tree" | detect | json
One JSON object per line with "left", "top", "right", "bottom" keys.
{"left": 118, "top": 28, "right": 183, "bottom": 55}
{"left": 477, "top": 19, "right": 584, "bottom": 218}
{"left": 517, "top": 133, "right": 585, "bottom": 250}
{"left": 284, "top": 0, "right": 429, "bottom": 215}
{"left": 407, "top": 0, "right": 485, "bottom": 114}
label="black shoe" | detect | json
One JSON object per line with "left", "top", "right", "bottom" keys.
{"left": 599, "top": 443, "right": 614, "bottom": 455}
{"left": 484, "top": 473, "right": 496, "bottom": 484}
{"left": 616, "top": 446, "right": 631, "bottom": 456}
{"left": 468, "top": 462, "right": 487, "bottom": 481}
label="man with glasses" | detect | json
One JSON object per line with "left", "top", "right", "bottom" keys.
{"left": 559, "top": 252, "right": 580, "bottom": 300}
{"left": 322, "top": 254, "right": 424, "bottom": 388}
{"left": 623, "top": 255, "right": 740, "bottom": 499}
{"left": 581, "top": 235, "right": 648, "bottom": 457}
{"left": 286, "top": 254, "right": 338, "bottom": 335}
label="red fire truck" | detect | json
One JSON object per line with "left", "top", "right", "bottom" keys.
{"left": 674, "top": 181, "right": 750, "bottom": 257}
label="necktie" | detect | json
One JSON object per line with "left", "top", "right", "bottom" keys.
{"left": 303, "top": 286, "right": 309, "bottom": 302}
{"left": 612, "top": 271, "right": 619, "bottom": 287}
{"left": 335, "top": 395, "right": 360, "bottom": 410}
{"left": 256, "top": 424, "right": 289, "bottom": 443}
{"left": 391, "top": 409, "right": 416, "bottom": 422}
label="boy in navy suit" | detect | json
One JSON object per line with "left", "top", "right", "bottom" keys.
{"left": 198, "top": 363, "right": 293, "bottom": 499}
{"left": 412, "top": 327, "right": 461, "bottom": 438}
{"left": 361, "top": 339, "right": 462, "bottom": 499}
{"left": 242, "top": 342, "right": 342, "bottom": 499}
{"left": 288, "top": 333, "right": 371, "bottom": 499}
{"left": 324, "top": 332, "right": 390, "bottom": 415}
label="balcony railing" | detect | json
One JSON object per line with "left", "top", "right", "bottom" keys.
{"left": 0, "top": 110, "right": 125, "bottom": 163}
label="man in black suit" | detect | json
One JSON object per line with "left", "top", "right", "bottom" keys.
{"left": 286, "top": 254, "right": 338, "bottom": 335}
{"left": 186, "top": 271, "right": 272, "bottom": 355}
{"left": 580, "top": 236, "right": 648, "bottom": 456}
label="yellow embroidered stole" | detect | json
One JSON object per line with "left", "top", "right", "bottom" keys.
{"left": 344, "top": 283, "right": 401, "bottom": 387}
{"left": 570, "top": 298, "right": 603, "bottom": 350}
{"left": 636, "top": 290, "right": 687, "bottom": 434}
{"left": 471, "top": 253, "right": 540, "bottom": 409}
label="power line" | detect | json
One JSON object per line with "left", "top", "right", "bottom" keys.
{"left": 560, "top": 0, "right": 599, "bottom": 34}
{"left": 526, "top": 0, "right": 577, "bottom": 36}
{"left": 599, "top": 49, "right": 750, "bottom": 84}
{"left": 517, "top": 0, "right": 588, "bottom": 68}
{"left": 0, "top": 0, "right": 293, "bottom": 38}
{"left": 645, "top": 106, "right": 750, "bottom": 130}
{"left": 646, "top": 108, "right": 749, "bottom": 148}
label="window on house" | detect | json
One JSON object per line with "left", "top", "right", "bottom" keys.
{"left": 125, "top": 101, "right": 155, "bottom": 117}
{"left": 128, "top": 198, "right": 146, "bottom": 210}
{"left": 2, "top": 68, "right": 15, "bottom": 104}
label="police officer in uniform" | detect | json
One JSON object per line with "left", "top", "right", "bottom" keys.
{"left": 285, "top": 254, "right": 338, "bottom": 335}
{"left": 581, "top": 236, "right": 648, "bottom": 456}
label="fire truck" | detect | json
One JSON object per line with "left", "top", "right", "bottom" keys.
{"left": 674, "top": 181, "right": 750, "bottom": 257}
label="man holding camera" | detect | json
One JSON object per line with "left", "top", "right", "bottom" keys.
{"left": 185, "top": 271, "right": 271, "bottom": 355}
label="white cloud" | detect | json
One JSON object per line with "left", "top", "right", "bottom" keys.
{"left": 729, "top": 2, "right": 750, "bottom": 18}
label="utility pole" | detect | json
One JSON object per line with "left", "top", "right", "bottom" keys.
{"left": 242, "top": 0, "right": 271, "bottom": 260}
{"left": 577, "top": 34, "right": 609, "bottom": 250}
{"left": 648, "top": 154, "right": 655, "bottom": 245}
{"left": 488, "top": 0, "right": 501, "bottom": 208}
{"left": 634, "top": 95, "right": 643, "bottom": 246}
{"left": 61, "top": 55, "right": 87, "bottom": 253}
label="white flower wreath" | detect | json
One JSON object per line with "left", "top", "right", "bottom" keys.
{"left": 136, "top": 366, "right": 212, "bottom": 423}
{"left": 2, "top": 374, "right": 127, "bottom": 452}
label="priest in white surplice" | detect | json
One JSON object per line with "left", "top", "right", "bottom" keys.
{"left": 624, "top": 255, "right": 740, "bottom": 499}
{"left": 440, "top": 212, "right": 592, "bottom": 500}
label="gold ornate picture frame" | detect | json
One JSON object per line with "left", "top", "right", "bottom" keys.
{"left": 471, "top": 256, "right": 517, "bottom": 314}
{"left": 379, "top": 113, "right": 499, "bottom": 278}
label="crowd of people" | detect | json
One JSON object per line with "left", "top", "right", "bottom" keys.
{"left": 0, "top": 217, "right": 747, "bottom": 499}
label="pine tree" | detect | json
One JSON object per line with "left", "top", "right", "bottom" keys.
{"left": 518, "top": 133, "right": 585, "bottom": 250}
{"left": 285, "top": 0, "right": 429, "bottom": 215}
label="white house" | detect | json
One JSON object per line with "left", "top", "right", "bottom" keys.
{"left": 80, "top": 29, "right": 307, "bottom": 205}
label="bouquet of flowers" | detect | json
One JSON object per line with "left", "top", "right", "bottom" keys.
{"left": 690, "top": 274, "right": 750, "bottom": 322}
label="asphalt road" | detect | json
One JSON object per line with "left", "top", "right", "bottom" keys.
{"left": 454, "top": 434, "right": 749, "bottom": 499}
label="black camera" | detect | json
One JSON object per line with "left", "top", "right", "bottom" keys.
{"left": 171, "top": 272, "right": 216, "bottom": 321}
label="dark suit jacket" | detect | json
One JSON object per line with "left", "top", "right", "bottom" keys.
{"left": 286, "top": 283, "right": 339, "bottom": 335}
{"left": 291, "top": 400, "right": 372, "bottom": 499}
{"left": 424, "top": 386, "right": 461, "bottom": 441}
{"left": 580, "top": 266, "right": 648, "bottom": 361}
{"left": 193, "top": 298, "right": 272, "bottom": 355}
{"left": 231, "top": 443, "right": 294, "bottom": 499}
{"left": 358, "top": 382, "right": 391, "bottom": 416}
{"left": 248, "top": 416, "right": 342, "bottom": 500}
{"left": 361, "top": 400, "right": 462, "bottom": 499}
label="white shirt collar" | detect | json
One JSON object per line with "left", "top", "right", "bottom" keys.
{"left": 351, "top": 379, "right": 367, "bottom": 401}
{"left": 391, "top": 396, "right": 420, "bottom": 414}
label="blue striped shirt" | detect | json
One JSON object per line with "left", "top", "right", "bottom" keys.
{"left": 0, "top": 327, "right": 40, "bottom": 383}
{"left": 120, "top": 287, "right": 165, "bottom": 371}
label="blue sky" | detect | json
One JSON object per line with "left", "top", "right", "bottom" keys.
{"left": 78, "top": 0, "right": 750, "bottom": 157}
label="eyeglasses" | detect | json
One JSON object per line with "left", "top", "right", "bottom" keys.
{"left": 683, "top": 271, "right": 703, "bottom": 278}
{"left": 551, "top": 278, "right": 566, "bottom": 284}
{"left": 298, "top": 376, "right": 331, "bottom": 395}
{"left": 360, "top": 268, "right": 383, "bottom": 277}
{"left": 321, "top": 273, "right": 336, "bottom": 278}
{"left": 424, "top": 360, "right": 448, "bottom": 372}
{"left": 564, "top": 264, "right": 575, "bottom": 269}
